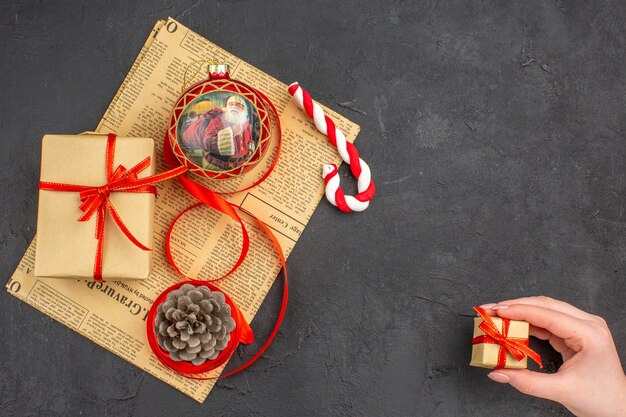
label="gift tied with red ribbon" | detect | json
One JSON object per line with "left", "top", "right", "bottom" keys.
{"left": 38, "top": 133, "right": 187, "bottom": 281}
{"left": 472, "top": 306, "right": 543, "bottom": 369}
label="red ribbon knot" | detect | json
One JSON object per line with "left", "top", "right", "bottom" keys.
{"left": 39, "top": 133, "right": 187, "bottom": 281}
{"left": 472, "top": 306, "right": 543, "bottom": 369}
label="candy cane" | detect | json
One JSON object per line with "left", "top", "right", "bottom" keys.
{"left": 288, "top": 82, "right": 376, "bottom": 212}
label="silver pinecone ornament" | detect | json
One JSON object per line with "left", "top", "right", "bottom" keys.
{"left": 154, "top": 283, "right": 236, "bottom": 366}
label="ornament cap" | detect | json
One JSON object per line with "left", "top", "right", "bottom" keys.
{"left": 208, "top": 64, "right": 230, "bottom": 78}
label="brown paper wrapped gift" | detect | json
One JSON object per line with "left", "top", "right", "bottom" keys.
{"left": 35, "top": 134, "right": 155, "bottom": 279}
{"left": 470, "top": 315, "right": 529, "bottom": 369}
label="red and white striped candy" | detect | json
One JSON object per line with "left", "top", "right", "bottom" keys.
{"left": 288, "top": 82, "right": 376, "bottom": 212}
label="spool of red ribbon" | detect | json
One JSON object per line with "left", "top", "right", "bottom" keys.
{"left": 146, "top": 280, "right": 254, "bottom": 375}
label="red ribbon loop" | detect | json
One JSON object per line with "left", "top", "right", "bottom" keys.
{"left": 472, "top": 306, "right": 543, "bottom": 369}
{"left": 39, "top": 133, "right": 187, "bottom": 281}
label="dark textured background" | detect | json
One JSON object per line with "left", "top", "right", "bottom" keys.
{"left": 1, "top": 1, "right": 625, "bottom": 416}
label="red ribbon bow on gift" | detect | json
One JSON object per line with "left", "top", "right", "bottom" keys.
{"left": 39, "top": 133, "right": 187, "bottom": 281}
{"left": 472, "top": 306, "right": 543, "bottom": 369}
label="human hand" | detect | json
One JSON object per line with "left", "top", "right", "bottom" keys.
{"left": 481, "top": 296, "right": 626, "bottom": 417}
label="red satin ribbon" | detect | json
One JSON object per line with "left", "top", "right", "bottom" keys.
{"left": 154, "top": 85, "right": 288, "bottom": 379}
{"left": 472, "top": 306, "right": 543, "bottom": 369}
{"left": 146, "top": 207, "right": 288, "bottom": 379}
{"left": 39, "top": 133, "right": 186, "bottom": 281}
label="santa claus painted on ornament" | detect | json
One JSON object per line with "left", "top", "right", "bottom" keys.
{"left": 180, "top": 94, "right": 257, "bottom": 170}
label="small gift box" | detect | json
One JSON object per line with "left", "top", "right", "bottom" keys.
{"left": 35, "top": 133, "right": 169, "bottom": 280}
{"left": 470, "top": 307, "right": 542, "bottom": 369}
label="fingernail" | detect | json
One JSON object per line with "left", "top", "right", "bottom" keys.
{"left": 488, "top": 372, "right": 510, "bottom": 384}
{"left": 491, "top": 304, "right": 509, "bottom": 310}
{"left": 479, "top": 303, "right": 496, "bottom": 309}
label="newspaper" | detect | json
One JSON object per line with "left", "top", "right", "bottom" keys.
{"left": 5, "top": 17, "right": 359, "bottom": 403}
